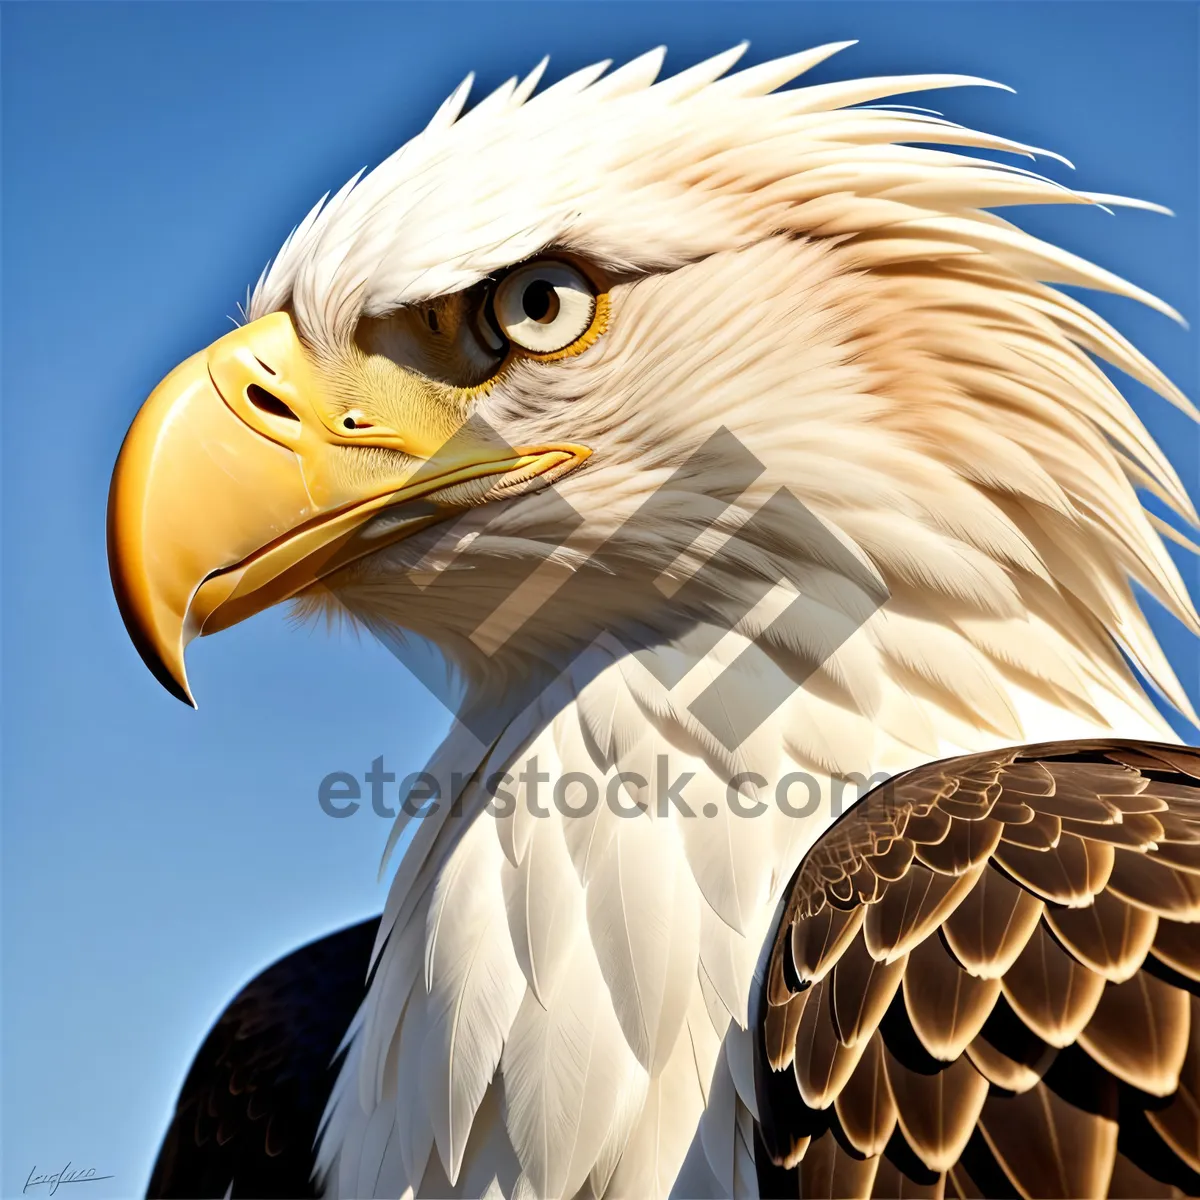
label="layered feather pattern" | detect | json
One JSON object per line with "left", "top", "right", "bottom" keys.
{"left": 757, "top": 742, "right": 1200, "bottom": 1198}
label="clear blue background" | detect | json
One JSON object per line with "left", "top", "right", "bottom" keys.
{"left": 2, "top": 2, "right": 1196, "bottom": 1195}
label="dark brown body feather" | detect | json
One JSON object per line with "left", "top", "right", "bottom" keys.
{"left": 147, "top": 917, "right": 379, "bottom": 1199}
{"left": 755, "top": 740, "right": 1200, "bottom": 1199}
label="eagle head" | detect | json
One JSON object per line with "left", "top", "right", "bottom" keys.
{"left": 107, "top": 44, "right": 1197, "bottom": 733}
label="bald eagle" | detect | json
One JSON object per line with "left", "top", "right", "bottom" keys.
{"left": 110, "top": 44, "right": 1200, "bottom": 1199}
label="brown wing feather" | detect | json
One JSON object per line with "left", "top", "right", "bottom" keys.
{"left": 903, "top": 935, "right": 1002, "bottom": 1061}
{"left": 1001, "top": 920, "right": 1106, "bottom": 1046}
{"left": 870, "top": 1140, "right": 947, "bottom": 1199}
{"left": 1078, "top": 971, "right": 1191, "bottom": 1095}
{"left": 887, "top": 1050, "right": 990, "bottom": 1172}
{"left": 794, "top": 977, "right": 871, "bottom": 1109}
{"left": 831, "top": 937, "right": 908, "bottom": 1047}
{"left": 978, "top": 1074, "right": 1119, "bottom": 1199}
{"left": 1156, "top": 921, "right": 1200, "bottom": 982}
{"left": 800, "top": 1129, "right": 882, "bottom": 1199}
{"left": 1107, "top": 1154, "right": 1187, "bottom": 1198}
{"left": 792, "top": 903, "right": 865, "bottom": 983}
{"left": 834, "top": 1031, "right": 898, "bottom": 1157}
{"left": 965, "top": 1015, "right": 1055, "bottom": 1092}
{"left": 1146, "top": 995, "right": 1200, "bottom": 1173}
{"left": 1045, "top": 890, "right": 1158, "bottom": 982}
{"left": 755, "top": 739, "right": 1200, "bottom": 1199}
{"left": 941, "top": 863, "right": 1045, "bottom": 978}
{"left": 764, "top": 988, "right": 809, "bottom": 1072}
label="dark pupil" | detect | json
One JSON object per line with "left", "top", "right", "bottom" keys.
{"left": 522, "top": 280, "right": 554, "bottom": 322}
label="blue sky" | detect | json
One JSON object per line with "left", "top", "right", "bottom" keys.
{"left": 2, "top": 2, "right": 1197, "bottom": 1195}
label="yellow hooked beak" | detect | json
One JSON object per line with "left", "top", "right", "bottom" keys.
{"left": 108, "top": 312, "right": 589, "bottom": 705}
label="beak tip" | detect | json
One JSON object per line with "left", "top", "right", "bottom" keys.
{"left": 160, "top": 666, "right": 198, "bottom": 708}
{"left": 130, "top": 629, "right": 197, "bottom": 708}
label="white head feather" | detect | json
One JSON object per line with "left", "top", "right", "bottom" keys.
{"left": 259, "top": 44, "right": 1196, "bottom": 732}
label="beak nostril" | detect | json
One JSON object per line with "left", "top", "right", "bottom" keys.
{"left": 246, "top": 384, "right": 299, "bottom": 422}
{"left": 253, "top": 355, "right": 277, "bottom": 376}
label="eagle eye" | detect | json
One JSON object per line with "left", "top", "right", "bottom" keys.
{"left": 492, "top": 260, "right": 596, "bottom": 355}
